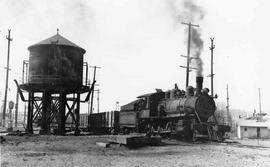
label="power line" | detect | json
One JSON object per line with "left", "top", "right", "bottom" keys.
{"left": 89, "top": 66, "right": 101, "bottom": 115}
{"left": 181, "top": 22, "right": 199, "bottom": 87}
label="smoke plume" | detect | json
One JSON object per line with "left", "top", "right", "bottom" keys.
{"left": 191, "top": 27, "right": 204, "bottom": 76}
{"left": 167, "top": 0, "right": 205, "bottom": 76}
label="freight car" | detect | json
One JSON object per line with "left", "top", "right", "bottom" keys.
{"left": 119, "top": 76, "right": 231, "bottom": 141}
{"left": 49, "top": 114, "right": 90, "bottom": 132}
{"left": 64, "top": 111, "right": 119, "bottom": 134}
{"left": 36, "top": 111, "right": 119, "bottom": 134}
{"left": 88, "top": 111, "right": 119, "bottom": 134}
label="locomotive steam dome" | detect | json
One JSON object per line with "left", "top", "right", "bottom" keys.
{"left": 27, "top": 32, "right": 86, "bottom": 90}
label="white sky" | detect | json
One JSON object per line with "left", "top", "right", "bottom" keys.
{"left": 0, "top": 0, "right": 270, "bottom": 115}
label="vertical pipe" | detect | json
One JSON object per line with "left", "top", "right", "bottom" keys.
{"left": 90, "top": 66, "right": 97, "bottom": 114}
{"left": 24, "top": 103, "right": 26, "bottom": 127}
{"left": 15, "top": 88, "right": 19, "bottom": 127}
{"left": 26, "top": 63, "right": 29, "bottom": 83}
{"left": 85, "top": 62, "right": 88, "bottom": 86}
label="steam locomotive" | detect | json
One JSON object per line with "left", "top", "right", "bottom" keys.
{"left": 118, "top": 76, "right": 230, "bottom": 141}
{"left": 63, "top": 76, "right": 230, "bottom": 141}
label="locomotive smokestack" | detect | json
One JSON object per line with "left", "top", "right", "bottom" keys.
{"left": 196, "top": 76, "right": 203, "bottom": 96}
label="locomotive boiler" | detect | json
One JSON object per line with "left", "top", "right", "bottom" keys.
{"left": 159, "top": 77, "right": 215, "bottom": 121}
{"left": 119, "top": 76, "right": 230, "bottom": 141}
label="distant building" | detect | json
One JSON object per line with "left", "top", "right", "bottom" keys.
{"left": 237, "top": 120, "right": 270, "bottom": 139}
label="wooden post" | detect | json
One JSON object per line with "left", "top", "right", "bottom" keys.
{"left": 2, "top": 29, "right": 13, "bottom": 127}
{"left": 181, "top": 22, "right": 199, "bottom": 87}
{"left": 58, "top": 92, "right": 66, "bottom": 135}
{"left": 26, "top": 92, "right": 33, "bottom": 134}
{"left": 75, "top": 93, "right": 80, "bottom": 135}
{"left": 209, "top": 38, "right": 215, "bottom": 97}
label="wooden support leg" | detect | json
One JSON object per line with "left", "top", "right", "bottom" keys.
{"left": 26, "top": 92, "right": 33, "bottom": 134}
{"left": 75, "top": 93, "right": 80, "bottom": 135}
{"left": 58, "top": 92, "right": 66, "bottom": 135}
{"left": 41, "top": 91, "right": 51, "bottom": 134}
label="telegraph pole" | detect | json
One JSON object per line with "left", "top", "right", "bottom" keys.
{"left": 259, "top": 88, "right": 262, "bottom": 114}
{"left": 115, "top": 101, "right": 120, "bottom": 111}
{"left": 181, "top": 22, "right": 199, "bottom": 87}
{"left": 226, "top": 84, "right": 230, "bottom": 125}
{"left": 87, "top": 80, "right": 91, "bottom": 115}
{"left": 209, "top": 38, "right": 215, "bottom": 97}
{"left": 2, "top": 29, "right": 12, "bottom": 127}
{"left": 95, "top": 89, "right": 100, "bottom": 113}
{"left": 15, "top": 88, "right": 19, "bottom": 127}
{"left": 90, "top": 66, "right": 101, "bottom": 114}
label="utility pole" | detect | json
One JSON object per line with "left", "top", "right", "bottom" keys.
{"left": 87, "top": 80, "right": 99, "bottom": 115}
{"left": 181, "top": 22, "right": 199, "bottom": 87}
{"left": 87, "top": 80, "right": 91, "bottom": 115}
{"left": 115, "top": 101, "right": 120, "bottom": 111}
{"left": 95, "top": 89, "right": 100, "bottom": 113}
{"left": 259, "top": 88, "right": 262, "bottom": 114}
{"left": 15, "top": 88, "right": 19, "bottom": 127}
{"left": 2, "top": 29, "right": 12, "bottom": 127}
{"left": 226, "top": 84, "right": 230, "bottom": 125}
{"left": 209, "top": 38, "right": 215, "bottom": 97}
{"left": 24, "top": 103, "right": 26, "bottom": 127}
{"left": 90, "top": 66, "right": 101, "bottom": 114}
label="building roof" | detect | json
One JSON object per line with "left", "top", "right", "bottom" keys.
{"left": 28, "top": 33, "right": 85, "bottom": 53}
{"left": 237, "top": 119, "right": 270, "bottom": 128}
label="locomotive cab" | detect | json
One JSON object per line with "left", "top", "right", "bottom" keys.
{"left": 137, "top": 92, "right": 165, "bottom": 117}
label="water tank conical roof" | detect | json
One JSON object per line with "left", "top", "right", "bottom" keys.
{"left": 28, "top": 33, "right": 86, "bottom": 53}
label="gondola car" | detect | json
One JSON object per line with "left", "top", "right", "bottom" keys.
{"left": 88, "top": 111, "right": 119, "bottom": 134}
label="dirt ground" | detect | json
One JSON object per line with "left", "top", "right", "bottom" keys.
{"left": 1, "top": 135, "right": 270, "bottom": 167}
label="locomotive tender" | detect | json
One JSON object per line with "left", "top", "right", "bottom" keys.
{"left": 119, "top": 76, "right": 230, "bottom": 140}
